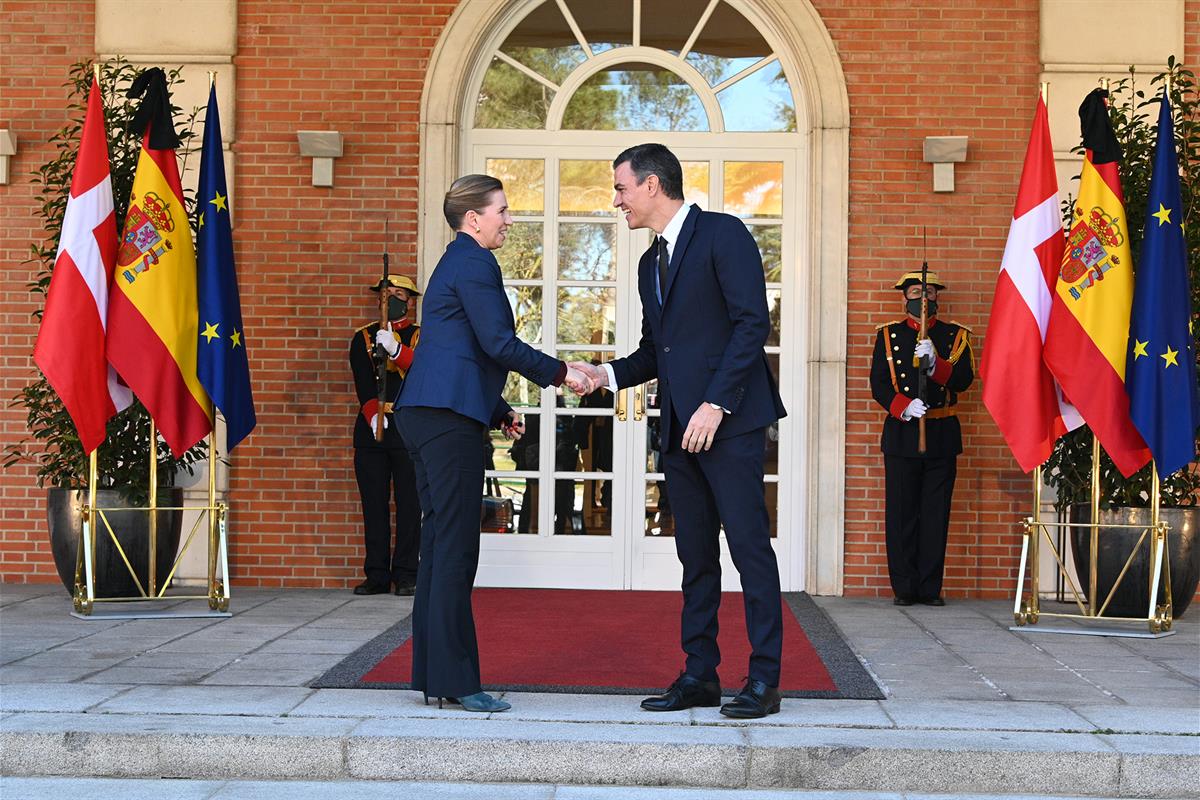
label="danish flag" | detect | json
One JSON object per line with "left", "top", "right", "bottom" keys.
{"left": 34, "top": 77, "right": 132, "bottom": 454}
{"left": 980, "top": 95, "right": 1082, "bottom": 472}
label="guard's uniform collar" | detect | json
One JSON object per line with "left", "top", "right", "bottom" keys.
{"left": 905, "top": 315, "right": 936, "bottom": 331}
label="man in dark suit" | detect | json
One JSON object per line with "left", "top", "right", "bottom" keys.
{"left": 349, "top": 274, "right": 422, "bottom": 597}
{"left": 574, "top": 143, "right": 787, "bottom": 719}
{"left": 870, "top": 271, "right": 974, "bottom": 607}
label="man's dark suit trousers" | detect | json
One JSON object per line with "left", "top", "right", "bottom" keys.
{"left": 662, "top": 409, "right": 783, "bottom": 686}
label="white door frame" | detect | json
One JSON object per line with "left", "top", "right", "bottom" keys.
{"left": 419, "top": 0, "right": 850, "bottom": 594}
{"left": 469, "top": 140, "right": 801, "bottom": 591}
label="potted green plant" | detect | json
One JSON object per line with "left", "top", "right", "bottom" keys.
{"left": 1043, "top": 58, "right": 1200, "bottom": 618}
{"left": 2, "top": 59, "right": 207, "bottom": 598}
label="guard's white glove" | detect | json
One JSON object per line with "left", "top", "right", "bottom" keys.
{"left": 375, "top": 329, "right": 400, "bottom": 358}
{"left": 901, "top": 398, "right": 928, "bottom": 421}
{"left": 915, "top": 338, "right": 936, "bottom": 373}
{"left": 369, "top": 414, "right": 389, "bottom": 431}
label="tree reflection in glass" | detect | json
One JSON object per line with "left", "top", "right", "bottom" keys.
{"left": 559, "top": 223, "right": 615, "bottom": 281}
{"left": 559, "top": 160, "right": 616, "bottom": 217}
{"left": 557, "top": 287, "right": 616, "bottom": 346}
{"left": 494, "top": 222, "right": 543, "bottom": 280}
{"left": 476, "top": 58, "right": 554, "bottom": 129}
{"left": 487, "top": 158, "right": 545, "bottom": 216}
{"left": 562, "top": 64, "right": 708, "bottom": 132}
{"left": 724, "top": 162, "right": 783, "bottom": 218}
{"left": 748, "top": 224, "right": 782, "bottom": 283}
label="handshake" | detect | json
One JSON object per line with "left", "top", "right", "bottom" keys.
{"left": 563, "top": 361, "right": 609, "bottom": 396}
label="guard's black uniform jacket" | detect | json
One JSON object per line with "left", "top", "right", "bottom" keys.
{"left": 869, "top": 316, "right": 974, "bottom": 602}
{"left": 870, "top": 317, "right": 974, "bottom": 456}
{"left": 350, "top": 319, "right": 421, "bottom": 588}
{"left": 351, "top": 319, "right": 420, "bottom": 449}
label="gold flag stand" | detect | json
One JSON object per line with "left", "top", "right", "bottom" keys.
{"left": 71, "top": 417, "right": 231, "bottom": 620}
{"left": 1010, "top": 435, "right": 1174, "bottom": 638}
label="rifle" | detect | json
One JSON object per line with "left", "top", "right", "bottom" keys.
{"left": 913, "top": 228, "right": 929, "bottom": 454}
{"left": 374, "top": 220, "right": 390, "bottom": 442}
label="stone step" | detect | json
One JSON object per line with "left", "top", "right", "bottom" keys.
{"left": 0, "top": 776, "right": 1163, "bottom": 800}
{"left": 2, "top": 711, "right": 1195, "bottom": 798}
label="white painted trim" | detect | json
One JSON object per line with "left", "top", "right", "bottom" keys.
{"left": 679, "top": 0, "right": 722, "bottom": 60}
{"left": 495, "top": 50, "right": 561, "bottom": 92}
{"left": 712, "top": 54, "right": 779, "bottom": 95}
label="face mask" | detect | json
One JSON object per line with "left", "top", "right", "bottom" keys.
{"left": 387, "top": 296, "right": 408, "bottom": 320}
{"left": 906, "top": 297, "right": 937, "bottom": 318}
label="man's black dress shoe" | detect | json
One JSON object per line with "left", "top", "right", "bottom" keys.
{"left": 893, "top": 596, "right": 914, "bottom": 606}
{"left": 394, "top": 580, "right": 416, "bottom": 597}
{"left": 352, "top": 580, "right": 390, "bottom": 596}
{"left": 918, "top": 596, "right": 946, "bottom": 606}
{"left": 720, "top": 678, "right": 781, "bottom": 719}
{"left": 640, "top": 674, "right": 721, "bottom": 712}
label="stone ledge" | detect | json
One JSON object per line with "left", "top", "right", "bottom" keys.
{"left": 2, "top": 712, "right": 1196, "bottom": 798}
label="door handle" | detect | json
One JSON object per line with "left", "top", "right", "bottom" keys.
{"left": 634, "top": 385, "right": 645, "bottom": 421}
{"left": 616, "top": 388, "right": 628, "bottom": 421}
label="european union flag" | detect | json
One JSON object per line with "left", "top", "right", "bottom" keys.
{"left": 1127, "top": 91, "right": 1199, "bottom": 477}
{"left": 197, "top": 84, "right": 256, "bottom": 449}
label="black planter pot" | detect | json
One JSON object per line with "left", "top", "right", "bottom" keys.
{"left": 48, "top": 487, "right": 184, "bottom": 598}
{"left": 1069, "top": 504, "right": 1200, "bottom": 619}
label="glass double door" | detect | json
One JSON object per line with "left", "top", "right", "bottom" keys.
{"left": 471, "top": 143, "right": 791, "bottom": 590}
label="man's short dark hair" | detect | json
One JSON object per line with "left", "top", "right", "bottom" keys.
{"left": 613, "top": 143, "right": 684, "bottom": 201}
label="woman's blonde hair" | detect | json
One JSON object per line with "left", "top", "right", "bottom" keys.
{"left": 444, "top": 174, "right": 503, "bottom": 229}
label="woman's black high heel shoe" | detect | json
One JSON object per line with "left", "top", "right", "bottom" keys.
{"left": 422, "top": 693, "right": 460, "bottom": 708}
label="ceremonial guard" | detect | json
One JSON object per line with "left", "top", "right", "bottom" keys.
{"left": 870, "top": 270, "right": 974, "bottom": 606}
{"left": 350, "top": 274, "right": 422, "bottom": 596}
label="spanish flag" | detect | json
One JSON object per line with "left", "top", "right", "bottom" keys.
{"left": 1043, "top": 89, "right": 1150, "bottom": 477}
{"left": 106, "top": 68, "right": 212, "bottom": 457}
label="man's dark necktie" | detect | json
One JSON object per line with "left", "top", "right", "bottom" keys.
{"left": 657, "top": 235, "right": 670, "bottom": 302}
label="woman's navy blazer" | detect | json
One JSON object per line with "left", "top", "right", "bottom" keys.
{"left": 397, "top": 232, "right": 562, "bottom": 426}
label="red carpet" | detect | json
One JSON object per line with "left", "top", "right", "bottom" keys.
{"left": 361, "top": 588, "right": 839, "bottom": 694}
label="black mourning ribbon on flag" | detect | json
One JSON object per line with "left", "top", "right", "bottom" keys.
{"left": 1078, "top": 88, "right": 1122, "bottom": 165}
{"left": 127, "top": 67, "right": 182, "bottom": 150}
{"left": 657, "top": 236, "right": 670, "bottom": 301}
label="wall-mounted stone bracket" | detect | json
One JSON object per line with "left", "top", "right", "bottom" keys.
{"left": 923, "top": 136, "right": 968, "bottom": 193}
{"left": 297, "top": 131, "right": 343, "bottom": 188}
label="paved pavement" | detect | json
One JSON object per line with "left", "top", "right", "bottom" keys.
{"left": 1, "top": 582, "right": 1197, "bottom": 798}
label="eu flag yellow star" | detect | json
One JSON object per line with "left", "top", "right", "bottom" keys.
{"left": 210, "top": 191, "right": 228, "bottom": 213}
{"left": 230, "top": 329, "right": 242, "bottom": 349}
{"left": 1151, "top": 203, "right": 1172, "bottom": 226}
{"left": 198, "top": 211, "right": 205, "bottom": 229}
{"left": 1132, "top": 339, "right": 1149, "bottom": 359}
{"left": 202, "top": 321, "right": 220, "bottom": 342}
{"left": 1161, "top": 345, "right": 1179, "bottom": 367}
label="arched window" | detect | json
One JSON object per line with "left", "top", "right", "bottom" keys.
{"left": 474, "top": 0, "right": 798, "bottom": 133}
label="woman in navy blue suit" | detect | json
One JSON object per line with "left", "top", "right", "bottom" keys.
{"left": 396, "top": 175, "right": 588, "bottom": 713}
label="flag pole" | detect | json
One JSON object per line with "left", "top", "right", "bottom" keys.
{"left": 149, "top": 418, "right": 158, "bottom": 597}
{"left": 206, "top": 69, "right": 219, "bottom": 607}
{"left": 1150, "top": 462, "right": 1161, "bottom": 622}
{"left": 1089, "top": 434, "right": 1100, "bottom": 615}
{"left": 208, "top": 419, "right": 218, "bottom": 605}
{"left": 76, "top": 449, "right": 99, "bottom": 615}
{"left": 1029, "top": 80, "right": 1050, "bottom": 619}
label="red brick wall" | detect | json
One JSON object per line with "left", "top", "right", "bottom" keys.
{"left": 0, "top": 1, "right": 98, "bottom": 581}
{"left": 215, "top": 0, "right": 459, "bottom": 586}
{"left": 0, "top": 1, "right": 1192, "bottom": 600}
{"left": 1188, "top": 0, "right": 1199, "bottom": 71}
{"left": 815, "top": 0, "right": 1044, "bottom": 597}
